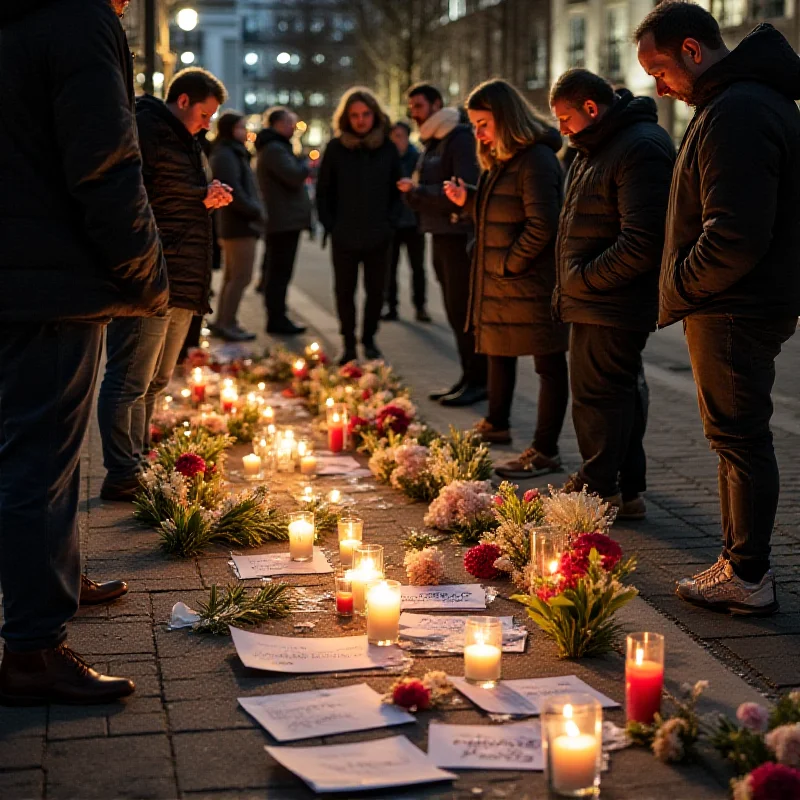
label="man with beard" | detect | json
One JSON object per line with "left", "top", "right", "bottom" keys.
{"left": 550, "top": 69, "right": 675, "bottom": 517}
{"left": 0, "top": 0, "right": 168, "bottom": 703}
{"left": 636, "top": 2, "right": 800, "bottom": 615}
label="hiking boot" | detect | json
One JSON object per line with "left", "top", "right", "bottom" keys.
{"left": 676, "top": 558, "right": 779, "bottom": 616}
{"left": 495, "top": 448, "right": 562, "bottom": 479}
{"left": 473, "top": 418, "right": 512, "bottom": 445}
{"left": 618, "top": 494, "right": 647, "bottom": 520}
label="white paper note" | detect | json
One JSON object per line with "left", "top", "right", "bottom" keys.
{"left": 427, "top": 721, "right": 543, "bottom": 770}
{"left": 450, "top": 674, "right": 619, "bottom": 716}
{"left": 399, "top": 584, "right": 486, "bottom": 610}
{"left": 265, "top": 735, "right": 456, "bottom": 793}
{"left": 315, "top": 455, "right": 363, "bottom": 475}
{"left": 231, "top": 548, "right": 333, "bottom": 579}
{"left": 239, "top": 683, "right": 414, "bottom": 741}
{"left": 398, "top": 613, "right": 526, "bottom": 653}
{"left": 230, "top": 628, "right": 404, "bottom": 673}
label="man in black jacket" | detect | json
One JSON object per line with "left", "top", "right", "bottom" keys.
{"left": 0, "top": 0, "right": 168, "bottom": 704}
{"left": 636, "top": 4, "right": 800, "bottom": 615}
{"left": 97, "top": 68, "right": 232, "bottom": 502}
{"left": 401, "top": 84, "right": 487, "bottom": 406}
{"left": 256, "top": 106, "right": 311, "bottom": 335}
{"left": 551, "top": 69, "right": 675, "bottom": 517}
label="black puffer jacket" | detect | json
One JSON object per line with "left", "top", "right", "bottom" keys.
{"left": 467, "top": 131, "right": 569, "bottom": 356}
{"left": 136, "top": 95, "right": 211, "bottom": 314}
{"left": 316, "top": 128, "right": 402, "bottom": 251}
{"left": 555, "top": 91, "right": 675, "bottom": 331}
{"left": 209, "top": 138, "right": 263, "bottom": 239}
{"left": 0, "top": 0, "right": 167, "bottom": 322}
{"left": 660, "top": 24, "right": 800, "bottom": 327}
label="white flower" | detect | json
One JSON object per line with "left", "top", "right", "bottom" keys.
{"left": 766, "top": 723, "right": 800, "bottom": 768}
{"left": 652, "top": 718, "right": 688, "bottom": 763}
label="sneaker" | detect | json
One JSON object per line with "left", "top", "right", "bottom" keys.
{"left": 495, "top": 448, "right": 562, "bottom": 479}
{"left": 473, "top": 418, "right": 512, "bottom": 445}
{"left": 676, "top": 558, "right": 779, "bottom": 616}
{"left": 618, "top": 494, "right": 647, "bottom": 520}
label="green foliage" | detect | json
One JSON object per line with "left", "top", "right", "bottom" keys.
{"left": 134, "top": 487, "right": 184, "bottom": 529}
{"left": 155, "top": 427, "right": 233, "bottom": 470}
{"left": 428, "top": 426, "right": 493, "bottom": 485}
{"left": 159, "top": 505, "right": 214, "bottom": 557}
{"left": 226, "top": 405, "right": 261, "bottom": 443}
{"left": 394, "top": 471, "right": 441, "bottom": 503}
{"left": 709, "top": 717, "right": 774, "bottom": 776}
{"left": 194, "top": 583, "right": 295, "bottom": 635}
{"left": 214, "top": 488, "right": 289, "bottom": 546}
{"left": 493, "top": 481, "right": 545, "bottom": 525}
{"left": 402, "top": 528, "right": 447, "bottom": 551}
{"left": 449, "top": 516, "right": 499, "bottom": 547}
{"left": 770, "top": 692, "right": 800, "bottom": 728}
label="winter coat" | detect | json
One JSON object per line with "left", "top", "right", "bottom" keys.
{"left": 136, "top": 95, "right": 212, "bottom": 314}
{"left": 209, "top": 138, "right": 263, "bottom": 240}
{"left": 660, "top": 24, "right": 800, "bottom": 327}
{"left": 555, "top": 91, "right": 675, "bottom": 332}
{"left": 405, "top": 108, "right": 479, "bottom": 236}
{"left": 255, "top": 129, "right": 312, "bottom": 234}
{"left": 0, "top": 0, "right": 167, "bottom": 322}
{"left": 315, "top": 128, "right": 402, "bottom": 251}
{"left": 396, "top": 144, "right": 420, "bottom": 230}
{"left": 467, "top": 132, "right": 569, "bottom": 357}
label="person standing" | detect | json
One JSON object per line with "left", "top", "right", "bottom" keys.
{"left": 256, "top": 106, "right": 312, "bottom": 335}
{"left": 401, "top": 83, "right": 487, "bottom": 407}
{"left": 316, "top": 87, "right": 401, "bottom": 364}
{"left": 444, "top": 80, "right": 569, "bottom": 478}
{"left": 636, "top": 4, "right": 800, "bottom": 614}
{"left": 0, "top": 0, "right": 168, "bottom": 704}
{"left": 97, "top": 67, "right": 232, "bottom": 501}
{"left": 209, "top": 111, "right": 263, "bottom": 342}
{"left": 383, "top": 121, "right": 429, "bottom": 322}
{"left": 550, "top": 69, "right": 675, "bottom": 517}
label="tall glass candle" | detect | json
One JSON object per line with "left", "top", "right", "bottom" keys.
{"left": 338, "top": 515, "right": 363, "bottom": 568}
{"left": 351, "top": 544, "right": 384, "bottom": 614}
{"left": 242, "top": 452, "right": 261, "bottom": 478}
{"left": 335, "top": 569, "right": 354, "bottom": 617}
{"left": 287, "top": 511, "right": 315, "bottom": 562}
{"left": 531, "top": 525, "right": 565, "bottom": 580}
{"left": 221, "top": 385, "right": 238, "bottom": 414}
{"left": 463, "top": 617, "right": 502, "bottom": 687}
{"left": 625, "top": 632, "right": 665, "bottom": 724}
{"left": 327, "top": 405, "right": 346, "bottom": 453}
{"left": 191, "top": 367, "right": 206, "bottom": 403}
{"left": 366, "top": 580, "right": 401, "bottom": 645}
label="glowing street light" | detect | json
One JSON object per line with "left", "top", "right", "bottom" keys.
{"left": 180, "top": 51, "right": 195, "bottom": 64}
{"left": 176, "top": 8, "right": 198, "bottom": 31}
{"left": 276, "top": 51, "right": 291, "bottom": 64}
{"left": 244, "top": 52, "right": 259, "bottom": 66}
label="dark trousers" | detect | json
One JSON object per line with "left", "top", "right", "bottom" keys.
{"left": 386, "top": 227, "right": 426, "bottom": 312}
{"left": 0, "top": 322, "right": 103, "bottom": 652}
{"left": 685, "top": 314, "right": 796, "bottom": 581}
{"left": 431, "top": 234, "right": 487, "bottom": 387}
{"left": 570, "top": 323, "right": 650, "bottom": 499}
{"left": 332, "top": 240, "right": 391, "bottom": 347}
{"left": 487, "top": 352, "right": 569, "bottom": 457}
{"left": 263, "top": 230, "right": 301, "bottom": 323}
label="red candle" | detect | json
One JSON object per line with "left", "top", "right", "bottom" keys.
{"left": 626, "top": 655, "right": 664, "bottom": 724}
{"left": 328, "top": 413, "right": 344, "bottom": 453}
{"left": 336, "top": 590, "right": 354, "bottom": 615}
{"left": 192, "top": 383, "right": 206, "bottom": 404}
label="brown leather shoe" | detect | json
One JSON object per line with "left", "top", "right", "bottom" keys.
{"left": 0, "top": 644, "right": 135, "bottom": 706}
{"left": 473, "top": 418, "right": 512, "bottom": 445}
{"left": 79, "top": 575, "right": 128, "bottom": 606}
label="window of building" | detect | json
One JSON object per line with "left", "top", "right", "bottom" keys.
{"left": 309, "top": 92, "right": 326, "bottom": 106}
{"left": 603, "top": 6, "right": 626, "bottom": 82}
{"left": 449, "top": 0, "right": 467, "bottom": 20}
{"left": 313, "top": 53, "right": 326, "bottom": 64}
{"left": 567, "top": 14, "right": 586, "bottom": 68}
{"left": 339, "top": 55, "right": 353, "bottom": 67}
{"left": 310, "top": 18, "right": 324, "bottom": 33}
{"left": 525, "top": 18, "right": 547, "bottom": 90}
{"left": 711, "top": 0, "right": 746, "bottom": 26}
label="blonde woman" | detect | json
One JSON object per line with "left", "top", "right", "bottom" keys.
{"left": 445, "top": 79, "right": 568, "bottom": 478}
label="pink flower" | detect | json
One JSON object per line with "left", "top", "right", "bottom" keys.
{"left": 737, "top": 702, "right": 770, "bottom": 733}
{"left": 767, "top": 724, "right": 800, "bottom": 768}
{"left": 523, "top": 488, "right": 540, "bottom": 503}
{"left": 147, "top": 450, "right": 158, "bottom": 462}
{"left": 747, "top": 763, "right": 800, "bottom": 800}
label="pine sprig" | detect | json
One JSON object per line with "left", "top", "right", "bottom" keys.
{"left": 303, "top": 499, "right": 340, "bottom": 537}
{"left": 159, "top": 505, "right": 215, "bottom": 557}
{"left": 226, "top": 405, "right": 261, "bottom": 444}
{"left": 155, "top": 428, "right": 233, "bottom": 471}
{"left": 193, "top": 583, "right": 295, "bottom": 635}
{"left": 215, "top": 488, "right": 289, "bottom": 545}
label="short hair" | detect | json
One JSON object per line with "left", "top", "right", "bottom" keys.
{"left": 215, "top": 110, "right": 244, "bottom": 140}
{"left": 332, "top": 86, "right": 390, "bottom": 137}
{"left": 407, "top": 82, "right": 443, "bottom": 106}
{"left": 166, "top": 68, "right": 227, "bottom": 105}
{"left": 633, "top": 1, "right": 724, "bottom": 55}
{"left": 265, "top": 106, "right": 291, "bottom": 127}
{"left": 391, "top": 120, "right": 411, "bottom": 136}
{"left": 549, "top": 69, "right": 615, "bottom": 108}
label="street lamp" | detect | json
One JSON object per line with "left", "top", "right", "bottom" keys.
{"left": 180, "top": 51, "right": 195, "bottom": 64}
{"left": 276, "top": 52, "right": 291, "bottom": 64}
{"left": 176, "top": 7, "right": 198, "bottom": 31}
{"left": 244, "top": 52, "right": 259, "bottom": 66}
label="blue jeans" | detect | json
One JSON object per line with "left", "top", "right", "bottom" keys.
{"left": 0, "top": 321, "right": 103, "bottom": 651}
{"left": 98, "top": 307, "right": 193, "bottom": 480}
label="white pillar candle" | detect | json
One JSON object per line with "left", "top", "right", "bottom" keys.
{"left": 464, "top": 643, "right": 502, "bottom": 684}
{"left": 242, "top": 453, "right": 261, "bottom": 476}
{"left": 366, "top": 580, "right": 401, "bottom": 645}
{"left": 339, "top": 538, "right": 361, "bottom": 568}
{"left": 300, "top": 455, "right": 317, "bottom": 475}
{"left": 351, "top": 565, "right": 381, "bottom": 614}
{"left": 550, "top": 721, "right": 600, "bottom": 794}
{"left": 288, "top": 519, "right": 315, "bottom": 561}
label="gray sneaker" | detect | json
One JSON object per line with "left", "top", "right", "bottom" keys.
{"left": 676, "top": 558, "right": 779, "bottom": 616}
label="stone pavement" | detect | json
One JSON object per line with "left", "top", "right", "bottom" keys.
{"left": 0, "top": 241, "right": 795, "bottom": 799}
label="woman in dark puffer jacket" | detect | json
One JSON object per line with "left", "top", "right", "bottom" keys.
{"left": 445, "top": 79, "right": 569, "bottom": 478}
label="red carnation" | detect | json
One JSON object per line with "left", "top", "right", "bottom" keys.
{"left": 493, "top": 495, "right": 504, "bottom": 507}
{"left": 348, "top": 415, "right": 368, "bottom": 435}
{"left": 536, "top": 584, "right": 559, "bottom": 603}
{"left": 376, "top": 404, "right": 410, "bottom": 436}
{"left": 523, "top": 488, "right": 540, "bottom": 503}
{"left": 339, "top": 363, "right": 363, "bottom": 379}
{"left": 362, "top": 389, "right": 372, "bottom": 400}
{"left": 174, "top": 453, "right": 207, "bottom": 479}
{"left": 392, "top": 678, "right": 431, "bottom": 711}
{"left": 747, "top": 763, "right": 800, "bottom": 800}
{"left": 464, "top": 543, "right": 503, "bottom": 580}
{"left": 571, "top": 532, "right": 623, "bottom": 571}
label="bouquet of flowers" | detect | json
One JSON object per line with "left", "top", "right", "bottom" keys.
{"left": 541, "top": 484, "right": 617, "bottom": 538}
{"left": 427, "top": 426, "right": 493, "bottom": 486}
{"left": 423, "top": 480, "right": 496, "bottom": 544}
{"left": 404, "top": 546, "right": 446, "bottom": 585}
{"left": 384, "top": 671, "right": 454, "bottom": 712}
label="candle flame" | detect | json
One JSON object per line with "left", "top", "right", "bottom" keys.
{"left": 222, "top": 377, "right": 234, "bottom": 389}
{"left": 297, "top": 441, "right": 307, "bottom": 457}
{"left": 192, "top": 367, "right": 202, "bottom": 380}
{"left": 303, "top": 486, "right": 313, "bottom": 497}
{"left": 294, "top": 358, "right": 305, "bottom": 370}
{"left": 165, "top": 395, "right": 173, "bottom": 404}
{"left": 332, "top": 412, "right": 340, "bottom": 423}
{"left": 564, "top": 704, "right": 573, "bottom": 719}
{"left": 329, "top": 489, "right": 341, "bottom": 503}
{"left": 548, "top": 559, "right": 559, "bottom": 575}
{"left": 180, "top": 388, "right": 191, "bottom": 398}
{"left": 267, "top": 424, "right": 276, "bottom": 435}
{"left": 259, "top": 438, "right": 267, "bottom": 447}
{"left": 565, "top": 720, "right": 580, "bottom": 738}
{"left": 258, "top": 382, "right": 266, "bottom": 391}
{"left": 309, "top": 342, "right": 320, "bottom": 353}
{"left": 636, "top": 647, "right": 644, "bottom": 666}
{"left": 326, "top": 397, "right": 334, "bottom": 408}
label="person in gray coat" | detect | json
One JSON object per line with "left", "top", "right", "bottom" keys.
{"left": 256, "top": 106, "right": 312, "bottom": 335}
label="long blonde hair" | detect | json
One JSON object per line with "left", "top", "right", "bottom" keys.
{"left": 466, "top": 79, "right": 550, "bottom": 170}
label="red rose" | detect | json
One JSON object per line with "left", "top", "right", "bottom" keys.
{"left": 348, "top": 415, "right": 368, "bottom": 435}
{"left": 464, "top": 543, "right": 503, "bottom": 580}
{"left": 339, "top": 363, "right": 363, "bottom": 379}
{"left": 392, "top": 678, "right": 431, "bottom": 711}
{"left": 174, "top": 453, "right": 207, "bottom": 479}
{"left": 748, "top": 763, "right": 800, "bottom": 800}
{"left": 571, "top": 532, "right": 623, "bottom": 571}
{"left": 376, "top": 404, "right": 410, "bottom": 436}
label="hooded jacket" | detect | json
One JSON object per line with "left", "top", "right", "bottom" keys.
{"left": 555, "top": 91, "right": 675, "bottom": 331}
{"left": 136, "top": 94, "right": 212, "bottom": 314}
{"left": 0, "top": 0, "right": 167, "bottom": 322}
{"left": 467, "top": 130, "right": 569, "bottom": 356}
{"left": 209, "top": 138, "right": 263, "bottom": 240}
{"left": 255, "top": 128, "right": 312, "bottom": 235}
{"left": 660, "top": 24, "right": 800, "bottom": 327}
{"left": 405, "top": 108, "right": 479, "bottom": 236}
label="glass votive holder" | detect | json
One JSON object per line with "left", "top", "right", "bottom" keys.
{"left": 287, "top": 511, "right": 315, "bottom": 562}
{"left": 338, "top": 515, "right": 364, "bottom": 568}
{"left": 531, "top": 525, "right": 565, "bottom": 580}
{"left": 366, "top": 580, "right": 401, "bottom": 646}
{"left": 463, "top": 616, "right": 502, "bottom": 688}
{"left": 241, "top": 452, "right": 262, "bottom": 481}
{"left": 542, "top": 694, "right": 602, "bottom": 798}
{"left": 626, "top": 632, "right": 665, "bottom": 725}
{"left": 351, "top": 544, "right": 385, "bottom": 615}
{"left": 352, "top": 543, "right": 383, "bottom": 575}
{"left": 335, "top": 569, "right": 354, "bottom": 617}
{"left": 327, "top": 403, "right": 348, "bottom": 453}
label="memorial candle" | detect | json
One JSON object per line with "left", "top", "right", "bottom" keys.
{"left": 366, "top": 580, "right": 401, "bottom": 645}
{"left": 351, "top": 544, "right": 384, "bottom": 614}
{"left": 463, "top": 617, "right": 502, "bottom": 687}
{"left": 550, "top": 720, "right": 600, "bottom": 795}
{"left": 288, "top": 512, "right": 315, "bottom": 562}
{"left": 242, "top": 453, "right": 261, "bottom": 477}
{"left": 335, "top": 570, "right": 354, "bottom": 616}
{"left": 191, "top": 367, "right": 206, "bottom": 403}
{"left": 625, "top": 632, "right": 665, "bottom": 724}
{"left": 221, "top": 386, "right": 238, "bottom": 414}
{"left": 328, "top": 411, "right": 344, "bottom": 453}
{"left": 292, "top": 358, "right": 308, "bottom": 379}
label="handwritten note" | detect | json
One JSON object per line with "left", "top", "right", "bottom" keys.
{"left": 239, "top": 684, "right": 414, "bottom": 741}
{"left": 316, "top": 454, "right": 363, "bottom": 475}
{"left": 400, "top": 584, "right": 486, "bottom": 610}
{"left": 231, "top": 548, "right": 333, "bottom": 579}
{"left": 230, "top": 628, "right": 404, "bottom": 673}
{"left": 427, "top": 722, "right": 543, "bottom": 770}
{"left": 398, "top": 613, "right": 526, "bottom": 653}
{"left": 265, "top": 735, "right": 456, "bottom": 793}
{"left": 450, "top": 674, "right": 619, "bottom": 716}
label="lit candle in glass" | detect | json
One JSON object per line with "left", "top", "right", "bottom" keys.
{"left": 242, "top": 452, "right": 261, "bottom": 477}
{"left": 191, "top": 367, "right": 206, "bottom": 403}
{"left": 351, "top": 544, "right": 384, "bottom": 614}
{"left": 287, "top": 511, "right": 315, "bottom": 562}
{"left": 180, "top": 388, "right": 192, "bottom": 400}
{"left": 327, "top": 405, "right": 346, "bottom": 453}
{"left": 366, "top": 580, "right": 401, "bottom": 645}
{"left": 463, "top": 617, "right": 502, "bottom": 688}
{"left": 258, "top": 382, "right": 266, "bottom": 391}
{"left": 327, "top": 488, "right": 341, "bottom": 505}
{"left": 221, "top": 385, "right": 238, "bottom": 414}
{"left": 325, "top": 397, "right": 334, "bottom": 409}
{"left": 261, "top": 405, "right": 275, "bottom": 425}
{"left": 625, "top": 632, "right": 665, "bottom": 725}
{"left": 338, "top": 515, "right": 363, "bottom": 568}
{"left": 335, "top": 569, "right": 354, "bottom": 616}
{"left": 299, "top": 444, "right": 317, "bottom": 476}
{"left": 531, "top": 526, "right": 565, "bottom": 580}
{"left": 292, "top": 358, "right": 308, "bottom": 379}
